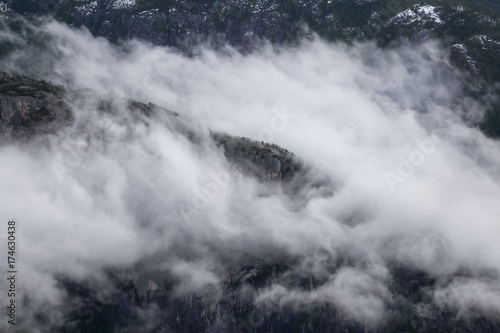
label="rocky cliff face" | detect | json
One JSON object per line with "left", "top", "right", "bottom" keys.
{"left": 3, "top": 0, "right": 500, "bottom": 74}
{"left": 0, "top": 71, "right": 303, "bottom": 184}
{"left": 0, "top": 72, "right": 71, "bottom": 139}
{"left": 2, "top": 0, "right": 500, "bottom": 138}
{"left": 61, "top": 261, "right": 500, "bottom": 333}
{"left": 213, "top": 133, "right": 301, "bottom": 182}
{"left": 1, "top": 2, "right": 500, "bottom": 329}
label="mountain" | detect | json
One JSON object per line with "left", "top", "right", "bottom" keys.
{"left": 1, "top": 0, "right": 500, "bottom": 137}
{"left": 1, "top": 70, "right": 499, "bottom": 333}
{"left": 0, "top": 71, "right": 71, "bottom": 138}
{"left": 1, "top": 1, "right": 500, "bottom": 333}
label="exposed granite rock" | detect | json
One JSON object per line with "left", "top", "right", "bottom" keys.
{"left": 212, "top": 132, "right": 302, "bottom": 182}
{"left": 0, "top": 71, "right": 71, "bottom": 139}
{"left": 0, "top": 71, "right": 304, "bottom": 185}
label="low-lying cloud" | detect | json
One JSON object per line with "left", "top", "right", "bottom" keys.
{"left": 0, "top": 19, "right": 500, "bottom": 331}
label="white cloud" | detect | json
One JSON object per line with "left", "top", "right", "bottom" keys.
{"left": 0, "top": 19, "right": 500, "bottom": 329}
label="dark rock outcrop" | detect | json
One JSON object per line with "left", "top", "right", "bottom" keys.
{"left": 0, "top": 71, "right": 304, "bottom": 183}
{"left": 213, "top": 132, "right": 301, "bottom": 182}
{"left": 58, "top": 262, "right": 500, "bottom": 333}
{"left": 0, "top": 72, "right": 71, "bottom": 139}
{"left": 2, "top": 0, "right": 500, "bottom": 137}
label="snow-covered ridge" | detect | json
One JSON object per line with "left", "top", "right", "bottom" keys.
{"left": 473, "top": 34, "right": 500, "bottom": 45}
{"left": 386, "top": 8, "right": 419, "bottom": 26}
{"left": 416, "top": 5, "right": 442, "bottom": 24}
{"left": 75, "top": 1, "right": 98, "bottom": 15}
{"left": 75, "top": 0, "right": 137, "bottom": 14}
{"left": 387, "top": 4, "right": 443, "bottom": 27}
{"left": 112, "top": 0, "right": 136, "bottom": 9}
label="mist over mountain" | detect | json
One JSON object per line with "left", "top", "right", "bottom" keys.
{"left": 0, "top": 1, "right": 500, "bottom": 332}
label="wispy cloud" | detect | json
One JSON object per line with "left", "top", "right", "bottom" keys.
{"left": 0, "top": 19, "right": 499, "bottom": 330}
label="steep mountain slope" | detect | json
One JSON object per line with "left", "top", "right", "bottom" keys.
{"left": 0, "top": 72, "right": 71, "bottom": 139}
{"left": 1, "top": 2, "right": 500, "bottom": 332}
{"left": 1, "top": 0, "right": 500, "bottom": 137}
{"left": 1, "top": 70, "right": 499, "bottom": 333}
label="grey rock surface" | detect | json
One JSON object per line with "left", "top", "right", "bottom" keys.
{"left": 0, "top": 71, "right": 71, "bottom": 139}
{"left": 213, "top": 133, "right": 301, "bottom": 182}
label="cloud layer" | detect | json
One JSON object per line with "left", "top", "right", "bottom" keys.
{"left": 0, "top": 20, "right": 500, "bottom": 330}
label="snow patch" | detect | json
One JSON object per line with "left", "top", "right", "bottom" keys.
{"left": 474, "top": 35, "right": 493, "bottom": 44}
{"left": 76, "top": 1, "right": 98, "bottom": 16}
{"left": 112, "top": 0, "right": 136, "bottom": 9}
{"left": 386, "top": 9, "right": 419, "bottom": 26}
{"left": 452, "top": 44, "right": 479, "bottom": 74}
{"left": 416, "top": 5, "right": 442, "bottom": 24}
{"left": 472, "top": 35, "right": 500, "bottom": 50}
